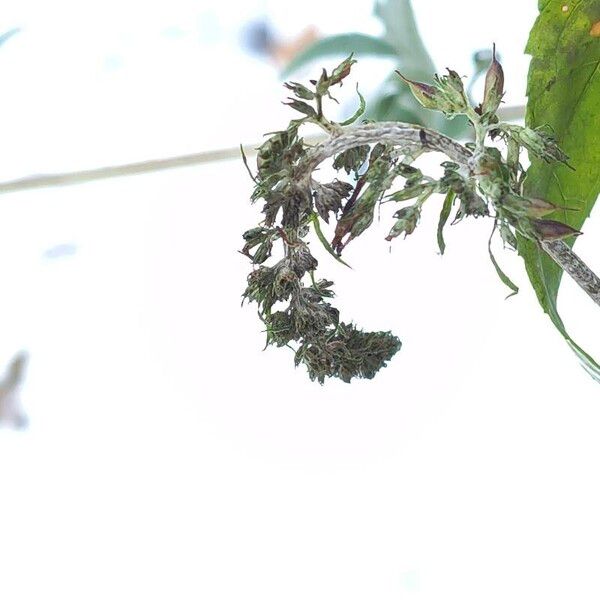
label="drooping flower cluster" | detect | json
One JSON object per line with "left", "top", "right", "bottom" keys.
{"left": 241, "top": 52, "right": 580, "bottom": 383}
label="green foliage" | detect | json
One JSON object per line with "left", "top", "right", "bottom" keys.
{"left": 519, "top": 0, "right": 600, "bottom": 379}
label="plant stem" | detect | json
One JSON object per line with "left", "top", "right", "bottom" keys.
{"left": 298, "top": 121, "right": 600, "bottom": 310}
{"left": 299, "top": 122, "right": 471, "bottom": 181}
{"left": 541, "top": 240, "right": 600, "bottom": 308}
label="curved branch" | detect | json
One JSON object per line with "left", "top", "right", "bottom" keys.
{"left": 298, "top": 122, "right": 472, "bottom": 181}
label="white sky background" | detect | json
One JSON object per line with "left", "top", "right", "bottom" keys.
{"left": 2, "top": 1, "right": 600, "bottom": 599}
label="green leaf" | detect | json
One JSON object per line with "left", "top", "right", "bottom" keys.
{"left": 519, "top": 0, "right": 600, "bottom": 379}
{"left": 519, "top": 240, "right": 600, "bottom": 382}
{"left": 437, "top": 190, "right": 455, "bottom": 255}
{"left": 338, "top": 85, "right": 366, "bottom": 126}
{"left": 489, "top": 223, "right": 519, "bottom": 298}
{"left": 310, "top": 212, "right": 352, "bottom": 269}
{"left": 281, "top": 33, "right": 398, "bottom": 78}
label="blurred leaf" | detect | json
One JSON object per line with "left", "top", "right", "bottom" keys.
{"left": 368, "top": 89, "right": 423, "bottom": 123}
{"left": 282, "top": 33, "right": 397, "bottom": 77}
{"left": 374, "top": 0, "right": 435, "bottom": 76}
{"left": 0, "top": 28, "right": 20, "bottom": 48}
{"left": 467, "top": 48, "right": 498, "bottom": 102}
{"left": 518, "top": 0, "right": 600, "bottom": 380}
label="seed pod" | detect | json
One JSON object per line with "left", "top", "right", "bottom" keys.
{"left": 395, "top": 71, "right": 444, "bottom": 111}
{"left": 525, "top": 197, "right": 562, "bottom": 218}
{"left": 531, "top": 219, "right": 582, "bottom": 241}
{"left": 481, "top": 44, "right": 504, "bottom": 115}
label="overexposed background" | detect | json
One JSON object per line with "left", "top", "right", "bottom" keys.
{"left": 1, "top": 1, "right": 600, "bottom": 599}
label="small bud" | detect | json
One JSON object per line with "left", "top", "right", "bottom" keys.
{"left": 395, "top": 70, "right": 445, "bottom": 111}
{"left": 481, "top": 44, "right": 504, "bottom": 115}
{"left": 531, "top": 219, "right": 582, "bottom": 241}
{"left": 328, "top": 54, "right": 356, "bottom": 86}
{"left": 312, "top": 180, "right": 353, "bottom": 223}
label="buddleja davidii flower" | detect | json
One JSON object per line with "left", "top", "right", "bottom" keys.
{"left": 242, "top": 260, "right": 301, "bottom": 313}
{"left": 263, "top": 279, "right": 339, "bottom": 348}
{"left": 294, "top": 323, "right": 402, "bottom": 384}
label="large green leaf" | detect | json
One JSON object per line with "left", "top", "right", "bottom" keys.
{"left": 281, "top": 34, "right": 398, "bottom": 78}
{"left": 519, "top": 0, "right": 600, "bottom": 379}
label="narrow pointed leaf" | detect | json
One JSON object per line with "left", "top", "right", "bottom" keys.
{"left": 310, "top": 213, "right": 352, "bottom": 269}
{"left": 437, "top": 190, "right": 455, "bottom": 255}
{"left": 339, "top": 86, "right": 366, "bottom": 126}
{"left": 489, "top": 223, "right": 519, "bottom": 298}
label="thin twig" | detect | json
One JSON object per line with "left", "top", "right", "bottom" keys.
{"left": 542, "top": 240, "right": 600, "bottom": 307}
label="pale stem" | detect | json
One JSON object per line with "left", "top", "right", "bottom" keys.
{"left": 298, "top": 122, "right": 600, "bottom": 308}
